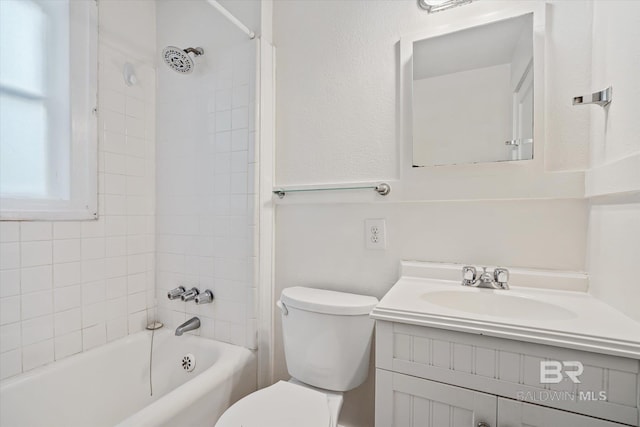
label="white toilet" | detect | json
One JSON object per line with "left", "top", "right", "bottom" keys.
{"left": 216, "top": 286, "right": 379, "bottom": 427}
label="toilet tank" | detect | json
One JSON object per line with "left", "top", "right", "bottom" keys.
{"left": 279, "top": 287, "right": 379, "bottom": 392}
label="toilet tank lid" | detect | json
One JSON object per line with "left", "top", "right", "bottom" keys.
{"left": 281, "top": 287, "right": 379, "bottom": 316}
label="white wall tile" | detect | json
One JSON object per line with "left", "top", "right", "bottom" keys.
{"left": 105, "top": 216, "right": 127, "bottom": 236}
{"left": 0, "top": 323, "right": 21, "bottom": 353}
{"left": 82, "top": 281, "right": 106, "bottom": 305}
{"left": 127, "top": 273, "right": 146, "bottom": 294}
{"left": 216, "top": 89, "right": 232, "bottom": 111}
{"left": 53, "top": 239, "right": 81, "bottom": 264}
{"left": 232, "top": 85, "right": 249, "bottom": 108}
{"left": 81, "top": 219, "right": 105, "bottom": 238}
{"left": 53, "top": 222, "right": 81, "bottom": 240}
{"left": 22, "top": 315, "right": 53, "bottom": 346}
{"left": 22, "top": 339, "right": 54, "bottom": 371}
{"left": 54, "top": 286, "right": 82, "bottom": 312}
{"left": 106, "top": 236, "right": 127, "bottom": 257}
{"left": 82, "top": 302, "right": 106, "bottom": 328}
{"left": 125, "top": 96, "right": 145, "bottom": 119}
{"left": 0, "top": 243, "right": 20, "bottom": 270}
{"left": 54, "top": 331, "right": 82, "bottom": 360}
{"left": 20, "top": 265, "right": 52, "bottom": 294}
{"left": 82, "top": 259, "right": 105, "bottom": 282}
{"left": 54, "top": 308, "right": 82, "bottom": 335}
{"left": 53, "top": 262, "right": 82, "bottom": 288}
{"left": 106, "top": 297, "right": 127, "bottom": 320}
{"left": 0, "top": 223, "right": 20, "bottom": 242}
{"left": 21, "top": 291, "right": 53, "bottom": 320}
{"left": 105, "top": 256, "right": 127, "bottom": 279}
{"left": 0, "top": 349, "right": 22, "bottom": 380}
{"left": 20, "top": 241, "right": 52, "bottom": 267}
{"left": 0, "top": 296, "right": 20, "bottom": 325}
{"left": 106, "top": 317, "right": 127, "bottom": 342}
{"left": 81, "top": 238, "right": 106, "bottom": 260}
{"left": 128, "top": 310, "right": 147, "bottom": 333}
{"left": 82, "top": 324, "right": 106, "bottom": 351}
{"left": 231, "top": 107, "right": 248, "bottom": 129}
{"left": 0, "top": 269, "right": 20, "bottom": 297}
{"left": 231, "top": 129, "right": 248, "bottom": 151}
{"left": 127, "top": 292, "right": 146, "bottom": 314}
{"left": 216, "top": 110, "right": 232, "bottom": 132}
{"left": 106, "top": 276, "right": 127, "bottom": 299}
{"left": 20, "top": 222, "right": 52, "bottom": 241}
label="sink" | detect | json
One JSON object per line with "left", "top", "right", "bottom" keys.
{"left": 421, "top": 290, "right": 577, "bottom": 320}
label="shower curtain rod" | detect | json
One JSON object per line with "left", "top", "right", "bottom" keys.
{"left": 207, "top": 0, "right": 256, "bottom": 39}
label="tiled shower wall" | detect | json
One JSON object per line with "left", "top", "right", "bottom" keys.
{"left": 156, "top": 0, "right": 257, "bottom": 349}
{"left": 0, "top": 0, "right": 156, "bottom": 380}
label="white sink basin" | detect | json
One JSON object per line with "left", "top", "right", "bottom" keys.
{"left": 421, "top": 290, "right": 577, "bottom": 320}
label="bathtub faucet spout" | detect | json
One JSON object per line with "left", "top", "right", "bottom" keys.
{"left": 175, "top": 317, "right": 201, "bottom": 336}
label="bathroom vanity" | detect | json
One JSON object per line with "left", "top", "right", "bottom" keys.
{"left": 371, "top": 262, "right": 640, "bottom": 427}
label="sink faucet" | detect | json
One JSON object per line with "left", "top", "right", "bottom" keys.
{"left": 462, "top": 266, "right": 509, "bottom": 290}
{"left": 175, "top": 316, "right": 201, "bottom": 336}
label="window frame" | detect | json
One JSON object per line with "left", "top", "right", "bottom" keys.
{"left": 0, "top": 0, "right": 98, "bottom": 221}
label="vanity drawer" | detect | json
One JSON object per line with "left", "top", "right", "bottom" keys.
{"left": 375, "top": 321, "right": 640, "bottom": 426}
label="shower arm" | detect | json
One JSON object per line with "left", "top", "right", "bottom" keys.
{"left": 206, "top": 0, "right": 256, "bottom": 40}
{"left": 184, "top": 47, "right": 204, "bottom": 56}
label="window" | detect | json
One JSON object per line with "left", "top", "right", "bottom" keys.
{"left": 0, "top": 0, "right": 97, "bottom": 220}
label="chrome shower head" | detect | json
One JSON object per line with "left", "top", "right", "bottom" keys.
{"left": 162, "top": 46, "right": 204, "bottom": 74}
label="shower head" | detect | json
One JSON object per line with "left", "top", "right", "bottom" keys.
{"left": 162, "top": 46, "right": 204, "bottom": 74}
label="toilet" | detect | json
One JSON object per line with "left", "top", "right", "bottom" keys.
{"left": 216, "top": 286, "right": 379, "bottom": 427}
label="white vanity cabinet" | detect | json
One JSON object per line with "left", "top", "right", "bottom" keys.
{"left": 376, "top": 369, "right": 497, "bottom": 426}
{"left": 498, "top": 398, "right": 627, "bottom": 427}
{"left": 374, "top": 321, "right": 639, "bottom": 427}
{"left": 376, "top": 370, "right": 625, "bottom": 427}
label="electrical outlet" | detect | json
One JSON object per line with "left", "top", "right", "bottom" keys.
{"left": 365, "top": 219, "right": 386, "bottom": 250}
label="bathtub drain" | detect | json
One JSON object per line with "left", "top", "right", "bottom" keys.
{"left": 182, "top": 353, "right": 196, "bottom": 372}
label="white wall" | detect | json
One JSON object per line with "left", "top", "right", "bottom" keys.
{"left": 274, "top": 0, "right": 590, "bottom": 187}
{"left": 0, "top": 0, "right": 156, "bottom": 380}
{"left": 586, "top": 0, "right": 640, "bottom": 322}
{"left": 155, "top": 0, "right": 259, "bottom": 349}
{"left": 272, "top": 1, "right": 595, "bottom": 426}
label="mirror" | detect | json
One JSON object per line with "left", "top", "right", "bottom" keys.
{"left": 412, "top": 13, "right": 534, "bottom": 167}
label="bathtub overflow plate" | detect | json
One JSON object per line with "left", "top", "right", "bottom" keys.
{"left": 182, "top": 353, "right": 196, "bottom": 372}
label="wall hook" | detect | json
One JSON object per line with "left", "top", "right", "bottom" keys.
{"left": 123, "top": 62, "right": 137, "bottom": 87}
{"left": 572, "top": 86, "right": 612, "bottom": 107}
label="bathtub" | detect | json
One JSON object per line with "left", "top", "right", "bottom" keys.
{"left": 0, "top": 329, "right": 256, "bottom": 427}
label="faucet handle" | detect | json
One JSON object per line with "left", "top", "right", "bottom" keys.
{"left": 181, "top": 287, "right": 200, "bottom": 302}
{"left": 194, "top": 290, "right": 214, "bottom": 304}
{"left": 494, "top": 267, "right": 510, "bottom": 288}
{"left": 167, "top": 286, "right": 186, "bottom": 300}
{"left": 462, "top": 266, "right": 477, "bottom": 285}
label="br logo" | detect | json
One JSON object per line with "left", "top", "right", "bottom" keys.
{"left": 540, "top": 361, "right": 584, "bottom": 384}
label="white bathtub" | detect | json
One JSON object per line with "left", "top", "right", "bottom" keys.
{"left": 0, "top": 329, "right": 256, "bottom": 427}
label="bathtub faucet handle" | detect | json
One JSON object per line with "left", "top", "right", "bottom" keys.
{"left": 181, "top": 287, "right": 199, "bottom": 302}
{"left": 167, "top": 286, "right": 186, "bottom": 300}
{"left": 194, "top": 289, "right": 214, "bottom": 304}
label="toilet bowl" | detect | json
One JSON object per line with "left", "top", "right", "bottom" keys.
{"left": 216, "top": 380, "right": 343, "bottom": 427}
{"left": 215, "top": 287, "right": 378, "bottom": 427}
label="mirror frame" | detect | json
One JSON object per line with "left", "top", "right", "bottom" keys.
{"left": 397, "top": 1, "right": 583, "bottom": 201}
{"left": 411, "top": 13, "right": 535, "bottom": 167}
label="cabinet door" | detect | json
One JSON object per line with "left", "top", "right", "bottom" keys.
{"left": 376, "top": 369, "right": 497, "bottom": 427}
{"left": 497, "top": 398, "right": 627, "bottom": 427}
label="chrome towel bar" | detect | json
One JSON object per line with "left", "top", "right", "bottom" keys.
{"left": 273, "top": 183, "right": 391, "bottom": 199}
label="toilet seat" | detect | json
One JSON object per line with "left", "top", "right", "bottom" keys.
{"left": 215, "top": 381, "right": 332, "bottom": 427}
